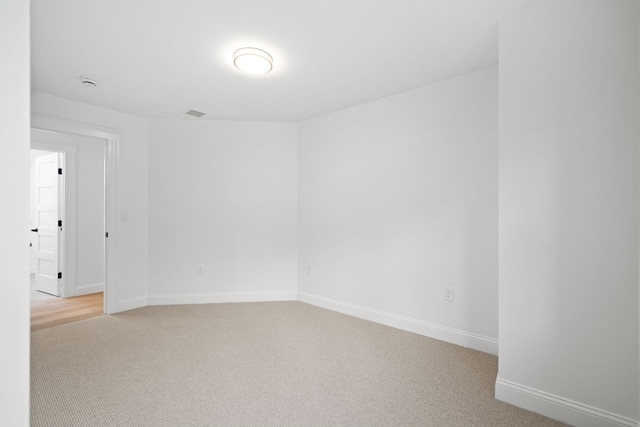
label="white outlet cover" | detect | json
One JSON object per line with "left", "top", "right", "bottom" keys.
{"left": 444, "top": 287, "right": 453, "bottom": 301}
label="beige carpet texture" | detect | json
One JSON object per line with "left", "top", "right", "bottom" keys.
{"left": 31, "top": 302, "right": 568, "bottom": 427}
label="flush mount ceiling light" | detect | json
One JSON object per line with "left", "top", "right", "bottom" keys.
{"left": 233, "top": 47, "right": 273, "bottom": 74}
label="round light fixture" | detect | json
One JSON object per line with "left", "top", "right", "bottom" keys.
{"left": 233, "top": 47, "right": 273, "bottom": 74}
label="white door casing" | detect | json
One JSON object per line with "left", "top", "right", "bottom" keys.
{"left": 34, "top": 152, "right": 61, "bottom": 296}
{"left": 32, "top": 130, "right": 108, "bottom": 298}
{"left": 31, "top": 115, "right": 120, "bottom": 314}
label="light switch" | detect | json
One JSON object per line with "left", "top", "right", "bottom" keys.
{"left": 120, "top": 211, "right": 128, "bottom": 222}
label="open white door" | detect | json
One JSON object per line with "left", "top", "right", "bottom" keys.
{"left": 34, "top": 152, "right": 61, "bottom": 296}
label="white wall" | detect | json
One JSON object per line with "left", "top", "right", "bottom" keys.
{"left": 297, "top": 66, "right": 499, "bottom": 354}
{"left": 497, "top": 2, "right": 639, "bottom": 426}
{"left": 31, "top": 91, "right": 149, "bottom": 311}
{"left": 0, "top": 1, "right": 31, "bottom": 425}
{"left": 148, "top": 119, "right": 298, "bottom": 304}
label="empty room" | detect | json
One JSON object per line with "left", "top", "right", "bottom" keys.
{"left": 1, "top": 1, "right": 639, "bottom": 426}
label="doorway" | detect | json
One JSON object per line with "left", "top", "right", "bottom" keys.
{"left": 30, "top": 129, "right": 106, "bottom": 329}
{"left": 31, "top": 114, "right": 121, "bottom": 315}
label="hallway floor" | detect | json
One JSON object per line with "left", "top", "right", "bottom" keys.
{"left": 31, "top": 292, "right": 104, "bottom": 332}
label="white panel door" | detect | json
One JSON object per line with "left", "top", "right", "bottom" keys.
{"left": 34, "top": 152, "right": 60, "bottom": 296}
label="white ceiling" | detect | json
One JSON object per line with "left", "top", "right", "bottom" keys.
{"left": 31, "top": 0, "right": 533, "bottom": 122}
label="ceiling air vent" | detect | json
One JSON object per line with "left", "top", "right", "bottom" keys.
{"left": 185, "top": 109, "right": 206, "bottom": 118}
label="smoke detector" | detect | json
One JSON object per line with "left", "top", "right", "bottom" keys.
{"left": 80, "top": 77, "right": 98, "bottom": 87}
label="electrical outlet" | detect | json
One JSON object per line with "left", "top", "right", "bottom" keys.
{"left": 444, "top": 286, "right": 453, "bottom": 301}
{"left": 196, "top": 265, "right": 204, "bottom": 275}
{"left": 307, "top": 264, "right": 312, "bottom": 276}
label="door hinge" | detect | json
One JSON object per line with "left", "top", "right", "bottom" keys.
{"left": 105, "top": 232, "right": 109, "bottom": 238}
{"left": 58, "top": 168, "right": 62, "bottom": 175}
{"left": 58, "top": 272, "right": 62, "bottom": 279}
{"left": 58, "top": 220, "right": 62, "bottom": 228}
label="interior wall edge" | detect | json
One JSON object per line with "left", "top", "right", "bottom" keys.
{"left": 0, "top": 1, "right": 31, "bottom": 425}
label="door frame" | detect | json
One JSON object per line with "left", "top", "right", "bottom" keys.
{"left": 31, "top": 114, "right": 120, "bottom": 314}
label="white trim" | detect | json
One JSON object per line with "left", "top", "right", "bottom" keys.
{"left": 297, "top": 291, "right": 498, "bottom": 355}
{"left": 495, "top": 378, "right": 638, "bottom": 427}
{"left": 70, "top": 282, "right": 104, "bottom": 297}
{"left": 31, "top": 114, "right": 120, "bottom": 314}
{"left": 31, "top": 114, "right": 123, "bottom": 140}
{"left": 148, "top": 291, "right": 297, "bottom": 306}
{"left": 104, "top": 130, "right": 119, "bottom": 314}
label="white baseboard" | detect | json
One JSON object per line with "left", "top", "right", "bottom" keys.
{"left": 147, "top": 291, "right": 298, "bottom": 306}
{"left": 495, "top": 378, "right": 637, "bottom": 427}
{"left": 115, "top": 296, "right": 148, "bottom": 313}
{"left": 297, "top": 291, "right": 498, "bottom": 355}
{"left": 69, "top": 282, "right": 104, "bottom": 297}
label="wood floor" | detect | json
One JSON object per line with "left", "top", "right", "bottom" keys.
{"left": 31, "top": 292, "right": 104, "bottom": 332}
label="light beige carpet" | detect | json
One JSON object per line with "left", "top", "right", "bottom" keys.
{"left": 31, "top": 302, "right": 568, "bottom": 427}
